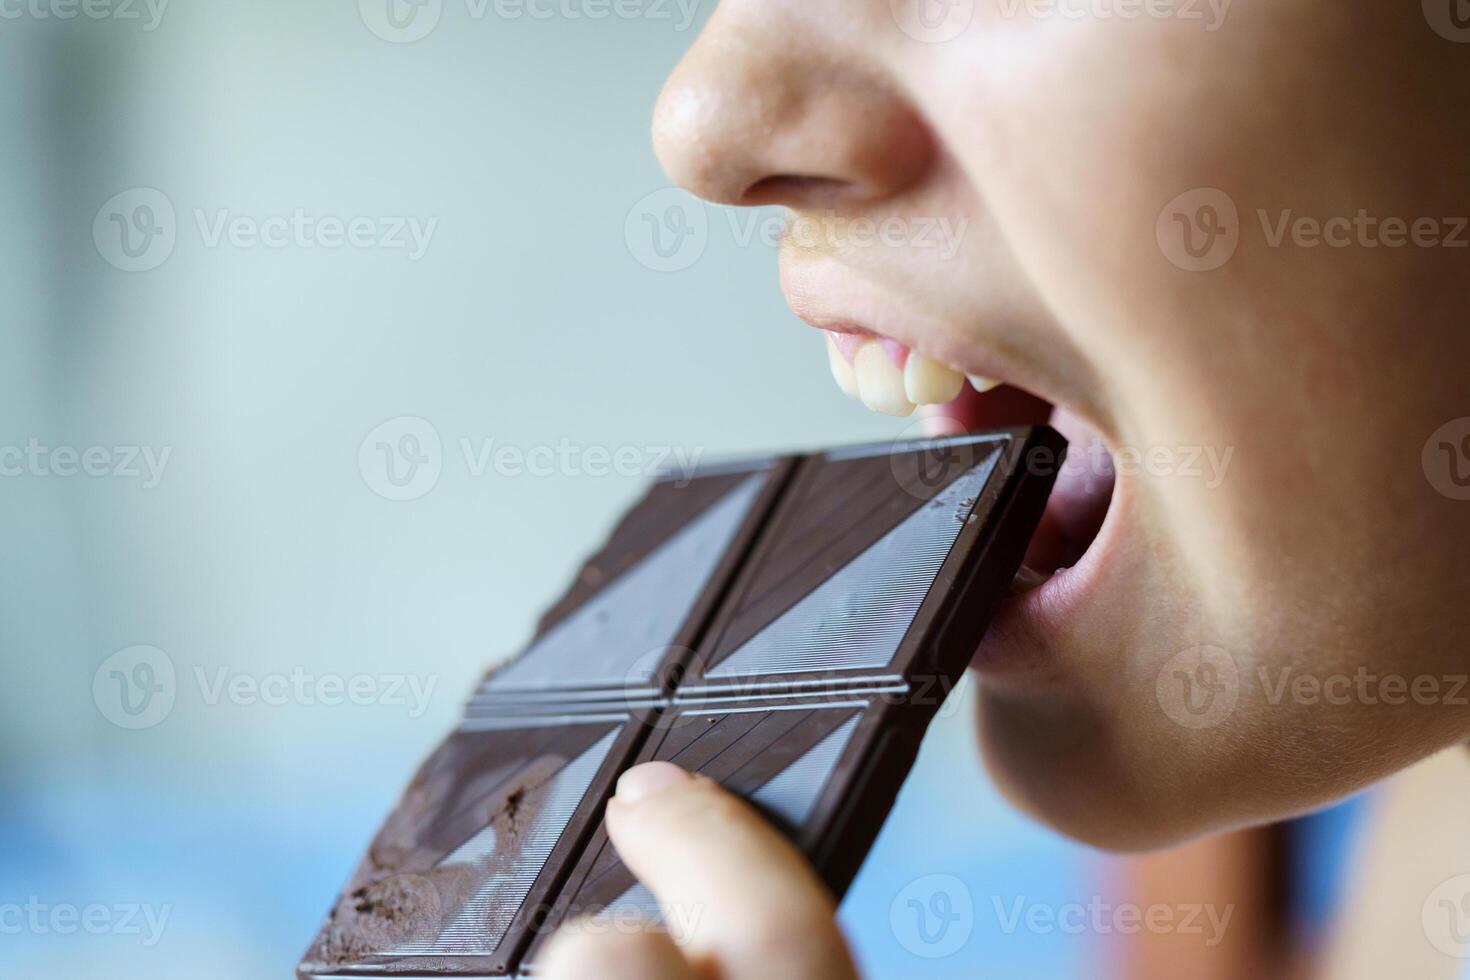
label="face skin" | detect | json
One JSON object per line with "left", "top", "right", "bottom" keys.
{"left": 647, "top": 1, "right": 1470, "bottom": 850}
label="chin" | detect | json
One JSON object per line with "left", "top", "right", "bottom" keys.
{"left": 972, "top": 690, "right": 1236, "bottom": 853}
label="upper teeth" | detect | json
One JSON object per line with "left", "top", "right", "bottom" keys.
{"left": 826, "top": 335, "right": 861, "bottom": 400}
{"left": 966, "top": 374, "right": 1001, "bottom": 393}
{"left": 825, "top": 333, "right": 1000, "bottom": 416}
{"left": 854, "top": 342, "right": 915, "bottom": 417}
{"left": 904, "top": 352, "right": 965, "bottom": 405}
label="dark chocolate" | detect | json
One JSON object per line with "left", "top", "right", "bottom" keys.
{"left": 299, "top": 428, "right": 1064, "bottom": 979}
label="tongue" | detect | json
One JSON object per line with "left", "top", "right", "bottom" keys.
{"left": 924, "top": 389, "right": 1113, "bottom": 573}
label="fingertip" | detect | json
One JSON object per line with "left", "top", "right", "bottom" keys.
{"left": 614, "top": 761, "right": 692, "bottom": 806}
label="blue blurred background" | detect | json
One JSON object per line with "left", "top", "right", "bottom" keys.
{"left": 0, "top": 3, "right": 1366, "bottom": 976}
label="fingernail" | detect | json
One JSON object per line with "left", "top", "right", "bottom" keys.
{"left": 615, "top": 762, "right": 690, "bottom": 805}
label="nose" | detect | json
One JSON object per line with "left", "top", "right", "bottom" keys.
{"left": 652, "top": 11, "right": 933, "bottom": 210}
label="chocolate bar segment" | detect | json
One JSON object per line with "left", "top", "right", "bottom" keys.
{"left": 474, "top": 460, "right": 791, "bottom": 702}
{"left": 523, "top": 695, "right": 884, "bottom": 963}
{"left": 299, "top": 713, "right": 642, "bottom": 977}
{"left": 675, "top": 431, "right": 1052, "bottom": 695}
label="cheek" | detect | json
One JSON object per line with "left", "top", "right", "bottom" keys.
{"left": 944, "top": 20, "right": 1236, "bottom": 338}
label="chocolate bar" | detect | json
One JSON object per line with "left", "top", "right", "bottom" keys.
{"left": 299, "top": 428, "right": 1064, "bottom": 979}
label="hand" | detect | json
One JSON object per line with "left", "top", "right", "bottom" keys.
{"left": 538, "top": 762, "right": 860, "bottom": 980}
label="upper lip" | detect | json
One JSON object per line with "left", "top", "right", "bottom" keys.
{"left": 779, "top": 257, "right": 1088, "bottom": 426}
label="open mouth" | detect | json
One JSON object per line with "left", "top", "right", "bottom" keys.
{"left": 820, "top": 327, "right": 1117, "bottom": 612}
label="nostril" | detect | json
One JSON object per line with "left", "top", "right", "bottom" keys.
{"left": 741, "top": 174, "right": 853, "bottom": 208}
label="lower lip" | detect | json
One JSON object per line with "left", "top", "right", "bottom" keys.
{"left": 973, "top": 470, "right": 1128, "bottom": 676}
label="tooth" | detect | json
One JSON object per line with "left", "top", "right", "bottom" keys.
{"left": 1010, "top": 565, "right": 1051, "bottom": 595}
{"left": 826, "top": 334, "right": 859, "bottom": 400}
{"left": 967, "top": 374, "right": 1001, "bottom": 393}
{"left": 903, "top": 352, "right": 965, "bottom": 405}
{"left": 854, "top": 342, "right": 915, "bottom": 417}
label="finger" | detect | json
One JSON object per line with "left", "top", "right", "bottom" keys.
{"left": 537, "top": 916, "right": 697, "bottom": 980}
{"left": 604, "top": 762, "right": 858, "bottom": 980}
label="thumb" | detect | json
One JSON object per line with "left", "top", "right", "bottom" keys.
{"left": 603, "top": 761, "right": 859, "bottom": 980}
